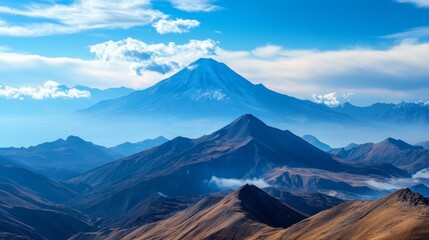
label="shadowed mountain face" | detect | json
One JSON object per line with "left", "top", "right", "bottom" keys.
{"left": 109, "top": 136, "right": 168, "bottom": 156}
{"left": 264, "top": 189, "right": 429, "bottom": 240}
{"left": 0, "top": 136, "right": 124, "bottom": 179}
{"left": 68, "top": 114, "right": 406, "bottom": 217}
{"left": 0, "top": 161, "right": 93, "bottom": 240}
{"left": 302, "top": 135, "right": 332, "bottom": 152}
{"left": 82, "top": 58, "right": 349, "bottom": 123}
{"left": 330, "top": 137, "right": 429, "bottom": 172}
{"left": 263, "top": 187, "right": 344, "bottom": 215}
{"left": 106, "top": 184, "right": 307, "bottom": 240}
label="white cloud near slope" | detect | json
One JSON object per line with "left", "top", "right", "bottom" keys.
{"left": 89, "top": 38, "right": 219, "bottom": 75}
{"left": 312, "top": 92, "right": 340, "bottom": 106}
{"left": 208, "top": 176, "right": 270, "bottom": 189}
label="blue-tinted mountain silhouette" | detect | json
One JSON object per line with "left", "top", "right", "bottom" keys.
{"left": 333, "top": 102, "right": 429, "bottom": 124}
{"left": 330, "top": 138, "right": 429, "bottom": 173}
{"left": 302, "top": 134, "right": 332, "bottom": 151}
{"left": 110, "top": 136, "right": 168, "bottom": 156}
{"left": 82, "top": 58, "right": 349, "bottom": 123}
{"left": 0, "top": 136, "right": 124, "bottom": 180}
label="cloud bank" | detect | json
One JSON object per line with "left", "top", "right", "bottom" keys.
{"left": 208, "top": 176, "right": 270, "bottom": 189}
{"left": 2, "top": 38, "right": 429, "bottom": 104}
{"left": 0, "top": 81, "right": 91, "bottom": 100}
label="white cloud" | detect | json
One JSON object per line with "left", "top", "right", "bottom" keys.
{"left": 413, "top": 168, "right": 429, "bottom": 179}
{"left": 252, "top": 45, "right": 284, "bottom": 58}
{"left": 208, "top": 176, "right": 270, "bottom": 189}
{"left": 366, "top": 180, "right": 399, "bottom": 190}
{"left": 312, "top": 92, "right": 340, "bottom": 106}
{"left": 0, "top": 51, "right": 151, "bottom": 89}
{"left": 0, "top": 81, "right": 90, "bottom": 100}
{"left": 395, "top": 0, "right": 429, "bottom": 7}
{"left": 89, "top": 38, "right": 219, "bottom": 75}
{"left": 153, "top": 18, "right": 200, "bottom": 34}
{"left": 384, "top": 26, "right": 429, "bottom": 40}
{"left": 342, "top": 92, "right": 355, "bottom": 102}
{"left": 0, "top": 0, "right": 164, "bottom": 36}
{"left": 170, "top": 0, "right": 220, "bottom": 12}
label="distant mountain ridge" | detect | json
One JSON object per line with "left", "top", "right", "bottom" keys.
{"left": 416, "top": 141, "right": 429, "bottom": 149}
{"left": 302, "top": 135, "right": 332, "bottom": 151}
{"left": 82, "top": 58, "right": 350, "bottom": 123}
{"left": 110, "top": 136, "right": 168, "bottom": 156}
{"left": 330, "top": 137, "right": 429, "bottom": 172}
{"left": 0, "top": 136, "right": 124, "bottom": 179}
{"left": 333, "top": 101, "right": 429, "bottom": 124}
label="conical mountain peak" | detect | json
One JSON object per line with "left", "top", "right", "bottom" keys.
{"left": 210, "top": 114, "right": 272, "bottom": 140}
{"left": 225, "top": 184, "right": 307, "bottom": 228}
{"left": 190, "top": 58, "right": 220, "bottom": 65}
{"left": 66, "top": 135, "right": 85, "bottom": 142}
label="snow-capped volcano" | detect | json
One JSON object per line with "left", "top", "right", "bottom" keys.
{"left": 82, "top": 58, "right": 348, "bottom": 122}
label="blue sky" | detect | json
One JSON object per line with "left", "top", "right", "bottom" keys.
{"left": 1, "top": 0, "right": 429, "bottom": 105}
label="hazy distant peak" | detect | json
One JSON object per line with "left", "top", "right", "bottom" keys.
{"left": 216, "top": 114, "right": 270, "bottom": 139}
{"left": 66, "top": 135, "right": 86, "bottom": 142}
{"left": 380, "top": 137, "right": 421, "bottom": 150}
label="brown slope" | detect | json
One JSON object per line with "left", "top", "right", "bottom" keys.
{"left": 257, "top": 188, "right": 429, "bottom": 240}
{"left": 118, "top": 184, "right": 307, "bottom": 240}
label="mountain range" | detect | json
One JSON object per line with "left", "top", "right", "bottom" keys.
{"left": 109, "top": 136, "right": 169, "bottom": 156}
{"left": 66, "top": 114, "right": 408, "bottom": 220}
{"left": 0, "top": 136, "right": 124, "bottom": 180}
{"left": 330, "top": 137, "right": 429, "bottom": 173}
{"left": 0, "top": 158, "right": 93, "bottom": 239}
{"left": 333, "top": 101, "right": 429, "bottom": 125}
{"left": 0, "top": 114, "right": 427, "bottom": 239}
{"left": 73, "top": 186, "right": 429, "bottom": 240}
{"left": 75, "top": 184, "right": 308, "bottom": 240}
